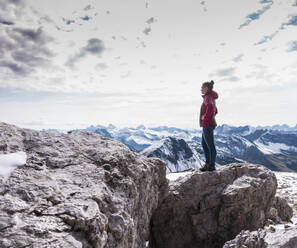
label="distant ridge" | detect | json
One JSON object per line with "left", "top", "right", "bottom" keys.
{"left": 68, "top": 123, "right": 297, "bottom": 172}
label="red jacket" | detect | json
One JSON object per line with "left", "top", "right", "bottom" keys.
{"left": 200, "top": 90, "right": 218, "bottom": 127}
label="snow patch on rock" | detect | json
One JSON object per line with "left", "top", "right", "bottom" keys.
{"left": 0, "top": 151, "right": 27, "bottom": 179}
{"left": 255, "top": 141, "right": 297, "bottom": 154}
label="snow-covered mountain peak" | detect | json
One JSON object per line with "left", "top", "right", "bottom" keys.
{"left": 107, "top": 123, "right": 116, "bottom": 130}
{"left": 136, "top": 124, "right": 146, "bottom": 130}
{"left": 69, "top": 123, "right": 297, "bottom": 173}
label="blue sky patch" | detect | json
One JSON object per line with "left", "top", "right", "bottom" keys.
{"left": 287, "top": 15, "right": 297, "bottom": 25}
{"left": 81, "top": 16, "right": 91, "bottom": 21}
{"left": 281, "top": 15, "right": 297, "bottom": 29}
{"left": 66, "top": 20, "right": 75, "bottom": 25}
{"left": 248, "top": 12, "right": 260, "bottom": 20}
{"left": 239, "top": 4, "right": 272, "bottom": 28}
{"left": 260, "top": 0, "right": 273, "bottom": 3}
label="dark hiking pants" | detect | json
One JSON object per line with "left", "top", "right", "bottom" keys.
{"left": 202, "top": 126, "right": 216, "bottom": 166}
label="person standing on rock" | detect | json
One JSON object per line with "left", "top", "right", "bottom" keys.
{"left": 199, "top": 80, "right": 218, "bottom": 172}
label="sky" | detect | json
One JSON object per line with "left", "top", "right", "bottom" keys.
{"left": 0, "top": 0, "right": 297, "bottom": 130}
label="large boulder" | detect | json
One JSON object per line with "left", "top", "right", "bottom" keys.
{"left": 0, "top": 122, "right": 167, "bottom": 248}
{"left": 150, "top": 163, "right": 277, "bottom": 248}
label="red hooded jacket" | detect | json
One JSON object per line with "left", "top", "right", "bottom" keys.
{"left": 200, "top": 90, "right": 218, "bottom": 127}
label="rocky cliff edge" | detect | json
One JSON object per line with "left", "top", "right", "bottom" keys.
{"left": 0, "top": 122, "right": 294, "bottom": 248}
{"left": 0, "top": 122, "right": 167, "bottom": 248}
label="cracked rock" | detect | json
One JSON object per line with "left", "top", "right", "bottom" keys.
{"left": 0, "top": 122, "right": 167, "bottom": 248}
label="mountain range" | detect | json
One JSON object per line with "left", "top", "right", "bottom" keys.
{"left": 66, "top": 124, "right": 297, "bottom": 173}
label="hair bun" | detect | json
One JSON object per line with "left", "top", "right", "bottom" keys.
{"left": 210, "top": 80, "right": 214, "bottom": 85}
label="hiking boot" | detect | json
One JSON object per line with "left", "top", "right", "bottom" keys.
{"left": 199, "top": 163, "right": 209, "bottom": 172}
{"left": 208, "top": 165, "right": 216, "bottom": 171}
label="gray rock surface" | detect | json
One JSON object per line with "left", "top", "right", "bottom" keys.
{"left": 223, "top": 227, "right": 297, "bottom": 248}
{"left": 0, "top": 122, "right": 167, "bottom": 248}
{"left": 274, "top": 172, "right": 297, "bottom": 227}
{"left": 269, "top": 196, "right": 293, "bottom": 224}
{"left": 265, "top": 227, "right": 297, "bottom": 247}
{"left": 150, "top": 163, "right": 277, "bottom": 248}
{"left": 223, "top": 229, "right": 267, "bottom": 248}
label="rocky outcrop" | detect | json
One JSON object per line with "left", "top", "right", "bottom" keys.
{"left": 223, "top": 229, "right": 267, "bottom": 248}
{"left": 223, "top": 227, "right": 297, "bottom": 248}
{"left": 1, "top": 122, "right": 294, "bottom": 248}
{"left": 150, "top": 163, "right": 277, "bottom": 248}
{"left": 268, "top": 196, "right": 293, "bottom": 224}
{"left": 265, "top": 227, "right": 297, "bottom": 247}
{"left": 0, "top": 122, "right": 167, "bottom": 248}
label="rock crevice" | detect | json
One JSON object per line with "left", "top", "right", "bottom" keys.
{"left": 150, "top": 163, "right": 278, "bottom": 248}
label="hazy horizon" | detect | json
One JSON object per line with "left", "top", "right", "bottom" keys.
{"left": 3, "top": 120, "right": 296, "bottom": 132}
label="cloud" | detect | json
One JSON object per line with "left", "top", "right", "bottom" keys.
{"left": 0, "top": 26, "right": 54, "bottom": 76}
{"left": 0, "top": 61, "right": 29, "bottom": 75}
{"left": 11, "top": 51, "right": 48, "bottom": 67}
{"left": 143, "top": 18, "right": 156, "bottom": 36}
{"left": 140, "top": 41, "right": 146, "bottom": 47}
{"left": 10, "top": 27, "right": 53, "bottom": 45}
{"left": 0, "top": 21, "right": 14, "bottom": 25}
{"left": 0, "top": 0, "right": 25, "bottom": 24}
{"left": 200, "top": 1, "right": 207, "bottom": 11}
{"left": 63, "top": 18, "right": 75, "bottom": 25}
{"left": 146, "top": 17, "right": 156, "bottom": 24}
{"left": 232, "top": 54, "right": 244, "bottom": 62}
{"left": 239, "top": 2, "right": 273, "bottom": 29}
{"left": 259, "top": 0, "right": 273, "bottom": 3}
{"left": 254, "top": 14, "right": 296, "bottom": 46}
{"left": 56, "top": 6, "right": 96, "bottom": 31}
{"left": 143, "top": 27, "right": 151, "bottom": 35}
{"left": 221, "top": 76, "right": 240, "bottom": 82}
{"left": 55, "top": 25, "right": 73, "bottom": 32}
{"left": 96, "top": 63, "right": 108, "bottom": 70}
{"left": 121, "top": 71, "right": 131, "bottom": 78}
{"left": 136, "top": 41, "right": 146, "bottom": 48}
{"left": 254, "top": 31, "right": 278, "bottom": 45}
{"left": 84, "top": 38, "right": 105, "bottom": 54}
{"left": 65, "top": 38, "right": 105, "bottom": 68}
{"left": 83, "top": 5, "right": 92, "bottom": 11}
{"left": 209, "top": 67, "right": 236, "bottom": 77}
{"left": 38, "top": 15, "right": 55, "bottom": 24}
{"left": 245, "top": 64, "right": 280, "bottom": 83}
{"left": 287, "top": 41, "right": 297, "bottom": 52}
